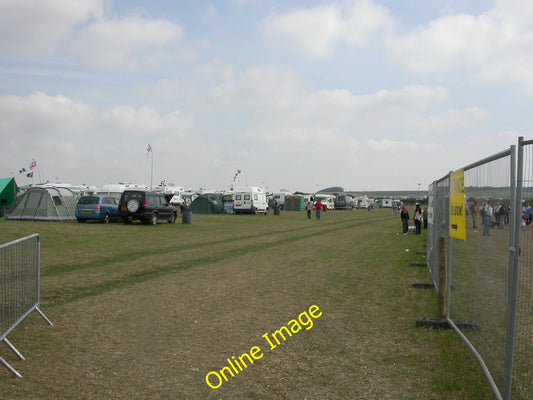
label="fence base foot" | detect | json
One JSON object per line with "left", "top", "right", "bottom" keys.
{"left": 416, "top": 318, "right": 479, "bottom": 331}
{"left": 0, "top": 355, "right": 22, "bottom": 378}
{"left": 36, "top": 307, "right": 54, "bottom": 327}
{"left": 412, "top": 282, "right": 435, "bottom": 289}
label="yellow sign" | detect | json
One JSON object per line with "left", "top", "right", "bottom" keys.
{"left": 449, "top": 169, "right": 466, "bottom": 240}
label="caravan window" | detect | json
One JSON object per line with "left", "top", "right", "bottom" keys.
{"left": 244, "top": 195, "right": 251, "bottom": 200}
{"left": 235, "top": 194, "right": 242, "bottom": 200}
{"left": 254, "top": 194, "right": 258, "bottom": 200}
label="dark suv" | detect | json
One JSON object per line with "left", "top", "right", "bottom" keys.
{"left": 118, "top": 190, "right": 177, "bottom": 225}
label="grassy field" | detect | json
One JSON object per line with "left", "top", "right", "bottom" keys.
{"left": 0, "top": 209, "right": 494, "bottom": 399}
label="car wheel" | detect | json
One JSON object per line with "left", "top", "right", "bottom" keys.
{"left": 168, "top": 212, "right": 177, "bottom": 223}
{"left": 252, "top": 207, "right": 258, "bottom": 215}
{"left": 102, "top": 213, "right": 110, "bottom": 224}
{"left": 127, "top": 200, "right": 139, "bottom": 213}
{"left": 150, "top": 213, "right": 158, "bottom": 225}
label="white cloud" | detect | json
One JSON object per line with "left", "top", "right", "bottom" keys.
{"left": 0, "top": 0, "right": 103, "bottom": 56}
{"left": 260, "top": 0, "right": 392, "bottom": 58}
{"left": 367, "top": 139, "right": 422, "bottom": 156}
{"left": 70, "top": 15, "right": 183, "bottom": 69}
{"left": 208, "top": 66, "right": 485, "bottom": 146}
{"left": 0, "top": 92, "right": 195, "bottom": 185}
{"left": 389, "top": 1, "right": 533, "bottom": 90}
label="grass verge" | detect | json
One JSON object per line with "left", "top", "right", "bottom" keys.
{"left": 0, "top": 209, "right": 493, "bottom": 399}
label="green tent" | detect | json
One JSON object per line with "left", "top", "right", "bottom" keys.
{"left": 0, "top": 178, "right": 18, "bottom": 216}
{"left": 190, "top": 193, "right": 224, "bottom": 214}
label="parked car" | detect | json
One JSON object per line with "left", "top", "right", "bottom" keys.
{"left": 75, "top": 195, "right": 121, "bottom": 223}
{"left": 118, "top": 190, "right": 177, "bottom": 224}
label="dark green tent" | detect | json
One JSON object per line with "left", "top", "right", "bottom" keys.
{"left": 0, "top": 178, "right": 18, "bottom": 216}
{"left": 190, "top": 193, "right": 224, "bottom": 214}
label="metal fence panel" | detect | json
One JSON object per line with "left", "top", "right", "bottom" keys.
{"left": 426, "top": 139, "right": 533, "bottom": 399}
{"left": 450, "top": 152, "right": 513, "bottom": 396}
{"left": 1, "top": 234, "right": 40, "bottom": 340}
{"left": 513, "top": 141, "right": 533, "bottom": 399}
{"left": 0, "top": 233, "right": 52, "bottom": 378}
{"left": 426, "top": 178, "right": 450, "bottom": 289}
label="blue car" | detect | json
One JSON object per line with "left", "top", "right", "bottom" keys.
{"left": 75, "top": 195, "right": 120, "bottom": 223}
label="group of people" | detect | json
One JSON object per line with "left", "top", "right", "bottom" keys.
{"left": 305, "top": 198, "right": 323, "bottom": 220}
{"left": 400, "top": 203, "right": 427, "bottom": 235}
{"left": 469, "top": 201, "right": 510, "bottom": 236}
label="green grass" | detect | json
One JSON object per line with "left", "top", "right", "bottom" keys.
{"left": 0, "top": 210, "right": 494, "bottom": 399}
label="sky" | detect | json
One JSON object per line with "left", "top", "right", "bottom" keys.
{"left": 1, "top": 0, "right": 532, "bottom": 193}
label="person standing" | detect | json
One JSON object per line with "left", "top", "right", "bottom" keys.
{"left": 470, "top": 202, "right": 479, "bottom": 229}
{"left": 400, "top": 206, "right": 410, "bottom": 234}
{"left": 414, "top": 203, "right": 423, "bottom": 235}
{"left": 423, "top": 206, "right": 428, "bottom": 229}
{"left": 314, "top": 199, "right": 323, "bottom": 220}
{"left": 305, "top": 199, "right": 314, "bottom": 220}
{"left": 483, "top": 201, "right": 494, "bottom": 236}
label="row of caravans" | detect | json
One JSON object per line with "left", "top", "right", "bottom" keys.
{"left": 75, "top": 182, "right": 380, "bottom": 213}
{"left": 94, "top": 184, "right": 269, "bottom": 214}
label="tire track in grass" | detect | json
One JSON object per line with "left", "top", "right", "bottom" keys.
{"left": 43, "top": 215, "right": 390, "bottom": 307}
{"left": 42, "top": 215, "right": 387, "bottom": 277}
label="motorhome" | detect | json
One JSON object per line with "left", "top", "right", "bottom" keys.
{"left": 354, "top": 196, "right": 372, "bottom": 209}
{"left": 233, "top": 187, "right": 269, "bottom": 214}
{"left": 313, "top": 194, "right": 335, "bottom": 210}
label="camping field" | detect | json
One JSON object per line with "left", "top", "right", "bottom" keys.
{"left": 0, "top": 209, "right": 493, "bottom": 399}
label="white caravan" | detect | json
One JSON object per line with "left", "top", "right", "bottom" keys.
{"left": 271, "top": 191, "right": 293, "bottom": 209}
{"left": 313, "top": 194, "right": 336, "bottom": 210}
{"left": 233, "top": 187, "right": 269, "bottom": 214}
{"left": 381, "top": 198, "right": 393, "bottom": 208}
{"left": 354, "top": 196, "right": 371, "bottom": 209}
{"left": 97, "top": 183, "right": 148, "bottom": 198}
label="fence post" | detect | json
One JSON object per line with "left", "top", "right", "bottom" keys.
{"left": 503, "top": 139, "right": 522, "bottom": 400}
{"left": 437, "top": 236, "right": 447, "bottom": 319}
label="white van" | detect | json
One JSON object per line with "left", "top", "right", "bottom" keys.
{"left": 313, "top": 194, "right": 335, "bottom": 210}
{"left": 233, "top": 187, "right": 269, "bottom": 215}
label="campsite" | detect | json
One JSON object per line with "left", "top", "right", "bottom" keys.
{"left": 0, "top": 209, "right": 493, "bottom": 400}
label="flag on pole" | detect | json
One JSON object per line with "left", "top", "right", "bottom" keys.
{"left": 26, "top": 172, "right": 33, "bottom": 178}
{"left": 19, "top": 168, "right": 26, "bottom": 174}
{"left": 146, "top": 144, "right": 152, "bottom": 158}
{"left": 30, "top": 160, "right": 37, "bottom": 170}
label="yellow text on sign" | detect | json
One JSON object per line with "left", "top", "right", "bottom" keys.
{"left": 449, "top": 169, "right": 466, "bottom": 240}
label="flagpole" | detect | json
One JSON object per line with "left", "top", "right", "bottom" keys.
{"left": 146, "top": 144, "right": 153, "bottom": 190}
